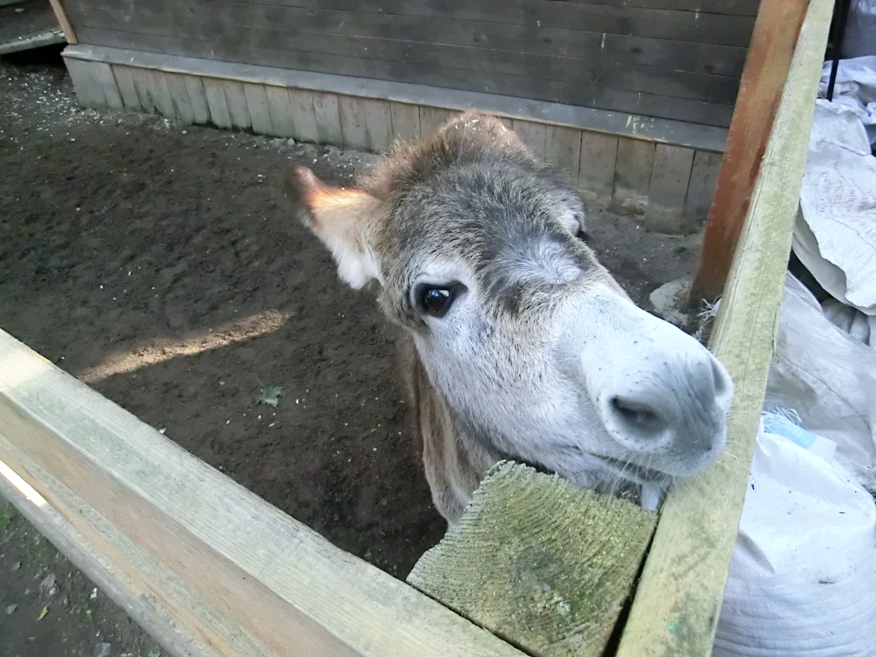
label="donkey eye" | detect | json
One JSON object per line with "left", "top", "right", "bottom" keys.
{"left": 416, "top": 284, "right": 464, "bottom": 318}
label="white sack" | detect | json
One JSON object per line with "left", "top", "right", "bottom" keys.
{"left": 818, "top": 56, "right": 876, "bottom": 145}
{"left": 794, "top": 100, "right": 876, "bottom": 315}
{"left": 713, "top": 421, "right": 876, "bottom": 657}
{"left": 764, "top": 273, "right": 876, "bottom": 490}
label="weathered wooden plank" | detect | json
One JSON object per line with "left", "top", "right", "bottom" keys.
{"left": 0, "top": 330, "right": 526, "bottom": 657}
{"left": 0, "top": 446, "right": 221, "bottom": 657}
{"left": 202, "top": 77, "right": 232, "bottom": 129}
{"left": 87, "top": 60, "right": 123, "bottom": 110}
{"left": 683, "top": 150, "right": 723, "bottom": 230}
{"left": 147, "top": 69, "right": 176, "bottom": 119}
{"left": 544, "top": 125, "right": 582, "bottom": 178}
{"left": 183, "top": 74, "right": 210, "bottom": 125}
{"left": 111, "top": 64, "right": 141, "bottom": 112}
{"left": 512, "top": 119, "right": 547, "bottom": 160}
{"left": 338, "top": 96, "right": 389, "bottom": 152}
{"left": 615, "top": 1, "right": 835, "bottom": 655}
{"left": 390, "top": 101, "right": 421, "bottom": 143}
{"left": 689, "top": 0, "right": 812, "bottom": 304}
{"left": 578, "top": 131, "right": 619, "bottom": 206}
{"left": 68, "top": 4, "right": 747, "bottom": 79}
{"left": 69, "top": 0, "right": 756, "bottom": 48}
{"left": 243, "top": 82, "right": 274, "bottom": 135}
{"left": 409, "top": 462, "right": 657, "bottom": 657}
{"left": 62, "top": 6, "right": 742, "bottom": 107}
{"left": 612, "top": 137, "right": 656, "bottom": 215}
{"left": 560, "top": 0, "right": 759, "bottom": 13}
{"left": 129, "top": 66, "right": 157, "bottom": 114}
{"left": 64, "top": 57, "right": 108, "bottom": 109}
{"left": 264, "top": 84, "right": 296, "bottom": 137}
{"left": 70, "top": 28, "right": 736, "bottom": 128}
{"left": 312, "top": 91, "right": 344, "bottom": 146}
{"left": 164, "top": 71, "right": 195, "bottom": 124}
{"left": 61, "top": 44, "right": 731, "bottom": 151}
{"left": 419, "top": 107, "right": 456, "bottom": 137}
{"left": 222, "top": 79, "right": 251, "bottom": 131}
{"left": 48, "top": 0, "right": 76, "bottom": 43}
{"left": 646, "top": 144, "right": 695, "bottom": 233}
{"left": 286, "top": 88, "right": 319, "bottom": 143}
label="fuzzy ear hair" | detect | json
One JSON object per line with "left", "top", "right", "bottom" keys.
{"left": 283, "top": 165, "right": 382, "bottom": 289}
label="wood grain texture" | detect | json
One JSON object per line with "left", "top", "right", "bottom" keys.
{"left": 286, "top": 88, "right": 319, "bottom": 143}
{"left": 111, "top": 64, "right": 141, "bottom": 111}
{"left": 0, "top": 444, "right": 219, "bottom": 657}
{"left": 129, "top": 66, "right": 157, "bottom": 114}
{"left": 63, "top": 4, "right": 742, "bottom": 105}
{"left": 147, "top": 69, "right": 176, "bottom": 119}
{"left": 512, "top": 119, "right": 547, "bottom": 160}
{"left": 419, "top": 107, "right": 455, "bottom": 137}
{"left": 544, "top": 125, "right": 582, "bottom": 177}
{"left": 684, "top": 150, "right": 723, "bottom": 230}
{"left": 183, "top": 74, "right": 210, "bottom": 124}
{"left": 48, "top": 0, "right": 77, "bottom": 43}
{"left": 61, "top": 44, "right": 730, "bottom": 151}
{"left": 202, "top": 77, "right": 232, "bottom": 129}
{"left": 615, "top": 1, "right": 834, "bottom": 654}
{"left": 165, "top": 71, "right": 195, "bottom": 124}
{"left": 689, "top": 0, "right": 812, "bottom": 303}
{"left": 68, "top": 3, "right": 747, "bottom": 78}
{"left": 0, "top": 330, "right": 526, "bottom": 657}
{"left": 264, "top": 84, "right": 296, "bottom": 137}
{"left": 578, "top": 131, "right": 619, "bottom": 206}
{"left": 68, "top": 26, "right": 735, "bottom": 128}
{"left": 312, "top": 92, "right": 343, "bottom": 145}
{"left": 67, "top": 0, "right": 756, "bottom": 47}
{"left": 222, "top": 79, "right": 251, "bottom": 130}
{"left": 390, "top": 101, "right": 421, "bottom": 143}
{"left": 612, "top": 137, "right": 656, "bottom": 215}
{"left": 409, "top": 462, "right": 656, "bottom": 657}
{"left": 63, "top": 57, "right": 107, "bottom": 109}
{"left": 646, "top": 144, "right": 695, "bottom": 233}
{"left": 243, "top": 82, "right": 274, "bottom": 135}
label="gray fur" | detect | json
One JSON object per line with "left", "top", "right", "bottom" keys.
{"left": 286, "top": 111, "right": 734, "bottom": 524}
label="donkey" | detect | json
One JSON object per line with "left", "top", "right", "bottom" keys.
{"left": 284, "top": 111, "right": 734, "bottom": 524}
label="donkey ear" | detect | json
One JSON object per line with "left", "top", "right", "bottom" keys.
{"left": 283, "top": 165, "right": 382, "bottom": 289}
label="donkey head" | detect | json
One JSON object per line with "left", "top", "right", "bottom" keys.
{"left": 285, "top": 111, "right": 733, "bottom": 505}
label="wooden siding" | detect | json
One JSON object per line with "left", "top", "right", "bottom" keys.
{"left": 62, "top": 0, "right": 755, "bottom": 129}
{"left": 62, "top": 51, "right": 723, "bottom": 233}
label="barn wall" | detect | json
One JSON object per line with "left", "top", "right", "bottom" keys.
{"left": 60, "top": 0, "right": 755, "bottom": 130}
{"left": 64, "top": 49, "right": 723, "bottom": 233}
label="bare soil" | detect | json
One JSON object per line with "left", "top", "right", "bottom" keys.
{"left": 0, "top": 50, "right": 699, "bottom": 656}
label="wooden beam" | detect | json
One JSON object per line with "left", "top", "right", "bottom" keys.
{"left": 615, "top": 0, "right": 834, "bottom": 654}
{"left": 0, "top": 330, "right": 525, "bottom": 657}
{"left": 688, "top": 0, "right": 811, "bottom": 304}
{"left": 408, "top": 463, "right": 656, "bottom": 657}
{"left": 48, "top": 0, "right": 76, "bottom": 44}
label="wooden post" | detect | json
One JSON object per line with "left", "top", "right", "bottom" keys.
{"left": 615, "top": 0, "right": 834, "bottom": 654}
{"left": 48, "top": 0, "right": 77, "bottom": 44}
{"left": 408, "top": 463, "right": 656, "bottom": 657}
{"left": 687, "top": 0, "right": 811, "bottom": 305}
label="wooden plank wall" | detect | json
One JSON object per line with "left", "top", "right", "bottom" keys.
{"left": 63, "top": 57, "right": 722, "bottom": 233}
{"left": 60, "top": 0, "right": 756, "bottom": 129}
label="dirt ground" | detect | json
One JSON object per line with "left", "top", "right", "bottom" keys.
{"left": 0, "top": 49, "right": 699, "bottom": 656}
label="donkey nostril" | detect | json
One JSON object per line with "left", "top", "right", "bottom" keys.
{"left": 710, "top": 357, "right": 732, "bottom": 399}
{"left": 609, "top": 396, "right": 668, "bottom": 437}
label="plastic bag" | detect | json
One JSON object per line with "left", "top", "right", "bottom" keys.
{"left": 713, "top": 420, "right": 876, "bottom": 657}
{"left": 764, "top": 273, "right": 876, "bottom": 490}
{"left": 794, "top": 101, "right": 876, "bottom": 315}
